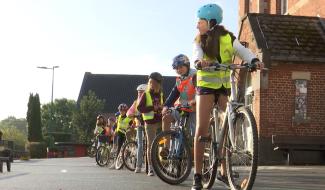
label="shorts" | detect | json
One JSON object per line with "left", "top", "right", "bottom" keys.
{"left": 196, "top": 85, "right": 230, "bottom": 104}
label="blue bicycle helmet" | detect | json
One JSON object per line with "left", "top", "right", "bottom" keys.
{"left": 172, "top": 54, "right": 190, "bottom": 69}
{"left": 197, "top": 4, "right": 223, "bottom": 24}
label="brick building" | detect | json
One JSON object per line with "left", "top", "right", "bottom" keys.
{"left": 236, "top": 0, "right": 325, "bottom": 164}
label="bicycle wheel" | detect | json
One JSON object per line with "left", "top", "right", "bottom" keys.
{"left": 202, "top": 141, "right": 218, "bottom": 189}
{"left": 201, "top": 113, "right": 224, "bottom": 189}
{"left": 107, "top": 147, "right": 117, "bottom": 169}
{"left": 151, "top": 131, "right": 192, "bottom": 185}
{"left": 225, "top": 106, "right": 258, "bottom": 190}
{"left": 96, "top": 145, "right": 110, "bottom": 167}
{"left": 87, "top": 145, "right": 97, "bottom": 158}
{"left": 115, "top": 147, "right": 124, "bottom": 170}
{"left": 122, "top": 141, "right": 137, "bottom": 171}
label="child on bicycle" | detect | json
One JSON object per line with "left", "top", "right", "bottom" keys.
{"left": 94, "top": 114, "right": 106, "bottom": 148}
{"left": 105, "top": 116, "right": 116, "bottom": 145}
{"left": 137, "top": 72, "right": 164, "bottom": 176}
{"left": 161, "top": 54, "right": 197, "bottom": 157}
{"left": 191, "top": 4, "right": 264, "bottom": 190}
{"left": 115, "top": 103, "right": 133, "bottom": 163}
{"left": 127, "top": 84, "right": 147, "bottom": 173}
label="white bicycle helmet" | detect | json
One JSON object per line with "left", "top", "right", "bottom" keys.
{"left": 136, "top": 84, "right": 147, "bottom": 91}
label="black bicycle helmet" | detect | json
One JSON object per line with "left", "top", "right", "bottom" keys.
{"left": 149, "top": 72, "right": 163, "bottom": 83}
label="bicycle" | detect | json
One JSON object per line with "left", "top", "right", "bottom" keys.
{"left": 95, "top": 135, "right": 113, "bottom": 167}
{"left": 150, "top": 105, "right": 193, "bottom": 185}
{"left": 115, "top": 128, "right": 136, "bottom": 170}
{"left": 197, "top": 62, "right": 263, "bottom": 190}
{"left": 122, "top": 117, "right": 148, "bottom": 173}
{"left": 87, "top": 135, "right": 99, "bottom": 158}
{"left": 122, "top": 129, "right": 148, "bottom": 172}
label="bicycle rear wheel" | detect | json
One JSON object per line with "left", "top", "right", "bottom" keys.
{"left": 87, "top": 145, "right": 96, "bottom": 158}
{"left": 225, "top": 106, "right": 258, "bottom": 190}
{"left": 122, "top": 141, "right": 137, "bottom": 171}
{"left": 151, "top": 131, "right": 192, "bottom": 185}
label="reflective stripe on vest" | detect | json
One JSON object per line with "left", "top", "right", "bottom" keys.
{"left": 197, "top": 75, "right": 229, "bottom": 84}
{"left": 117, "top": 115, "right": 131, "bottom": 134}
{"left": 197, "top": 33, "right": 234, "bottom": 89}
{"left": 142, "top": 91, "right": 163, "bottom": 121}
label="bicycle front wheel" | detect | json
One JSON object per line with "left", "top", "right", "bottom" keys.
{"left": 122, "top": 141, "right": 137, "bottom": 171}
{"left": 96, "top": 145, "right": 110, "bottom": 167}
{"left": 225, "top": 106, "right": 258, "bottom": 190}
{"left": 151, "top": 131, "right": 192, "bottom": 185}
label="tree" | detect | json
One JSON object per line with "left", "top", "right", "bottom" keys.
{"left": 71, "top": 90, "right": 105, "bottom": 143}
{"left": 41, "top": 98, "right": 77, "bottom": 134}
{"left": 0, "top": 117, "right": 28, "bottom": 149}
{"left": 26, "top": 93, "right": 43, "bottom": 142}
{"left": 0, "top": 116, "right": 27, "bottom": 136}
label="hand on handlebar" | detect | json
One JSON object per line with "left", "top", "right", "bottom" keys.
{"left": 195, "top": 60, "right": 211, "bottom": 69}
{"left": 246, "top": 61, "right": 266, "bottom": 72}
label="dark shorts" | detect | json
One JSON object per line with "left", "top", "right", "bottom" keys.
{"left": 196, "top": 85, "right": 230, "bottom": 104}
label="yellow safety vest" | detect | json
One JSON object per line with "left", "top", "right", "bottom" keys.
{"left": 197, "top": 33, "right": 234, "bottom": 89}
{"left": 116, "top": 115, "right": 132, "bottom": 134}
{"left": 142, "top": 91, "right": 163, "bottom": 121}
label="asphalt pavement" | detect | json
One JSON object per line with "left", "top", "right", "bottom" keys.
{"left": 0, "top": 157, "right": 324, "bottom": 190}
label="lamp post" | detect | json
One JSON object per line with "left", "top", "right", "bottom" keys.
{"left": 37, "top": 66, "right": 59, "bottom": 133}
{"left": 37, "top": 66, "right": 59, "bottom": 104}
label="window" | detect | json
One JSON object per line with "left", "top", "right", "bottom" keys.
{"left": 294, "top": 79, "right": 307, "bottom": 123}
{"left": 281, "top": 0, "right": 288, "bottom": 15}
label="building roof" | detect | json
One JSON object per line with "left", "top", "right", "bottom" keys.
{"left": 244, "top": 13, "right": 325, "bottom": 63}
{"left": 77, "top": 72, "right": 176, "bottom": 114}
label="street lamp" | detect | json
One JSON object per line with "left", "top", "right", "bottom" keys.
{"left": 37, "top": 66, "right": 59, "bottom": 104}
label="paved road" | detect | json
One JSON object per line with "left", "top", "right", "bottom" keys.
{"left": 0, "top": 157, "right": 325, "bottom": 190}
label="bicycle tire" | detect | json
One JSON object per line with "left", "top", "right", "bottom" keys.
{"left": 115, "top": 144, "right": 124, "bottom": 170}
{"left": 107, "top": 147, "right": 116, "bottom": 169}
{"left": 96, "top": 145, "right": 110, "bottom": 167}
{"left": 202, "top": 141, "right": 218, "bottom": 189}
{"left": 122, "top": 141, "right": 137, "bottom": 171}
{"left": 151, "top": 130, "right": 192, "bottom": 185}
{"left": 88, "top": 146, "right": 96, "bottom": 158}
{"left": 225, "top": 106, "right": 258, "bottom": 190}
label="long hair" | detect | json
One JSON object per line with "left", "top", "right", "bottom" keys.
{"left": 195, "top": 21, "right": 235, "bottom": 61}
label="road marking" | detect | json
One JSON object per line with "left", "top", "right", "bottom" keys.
{"left": 60, "top": 169, "right": 67, "bottom": 173}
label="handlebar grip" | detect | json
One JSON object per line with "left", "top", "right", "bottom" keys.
{"left": 195, "top": 62, "right": 202, "bottom": 70}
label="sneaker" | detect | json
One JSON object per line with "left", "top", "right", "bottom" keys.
{"left": 217, "top": 171, "right": 229, "bottom": 186}
{"left": 147, "top": 170, "right": 154, "bottom": 176}
{"left": 191, "top": 173, "right": 203, "bottom": 190}
{"left": 134, "top": 167, "right": 141, "bottom": 173}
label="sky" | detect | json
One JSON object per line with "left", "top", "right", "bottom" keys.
{"left": 0, "top": 0, "right": 239, "bottom": 120}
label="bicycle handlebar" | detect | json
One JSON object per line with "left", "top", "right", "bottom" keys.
{"left": 195, "top": 61, "right": 268, "bottom": 72}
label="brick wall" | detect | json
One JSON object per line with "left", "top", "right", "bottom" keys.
{"left": 260, "top": 63, "right": 325, "bottom": 138}
{"left": 236, "top": 15, "right": 325, "bottom": 164}
{"left": 288, "top": 0, "right": 325, "bottom": 17}
{"left": 241, "top": 0, "right": 325, "bottom": 17}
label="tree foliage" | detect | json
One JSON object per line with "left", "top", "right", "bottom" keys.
{"left": 41, "top": 98, "right": 77, "bottom": 134}
{"left": 0, "top": 117, "right": 28, "bottom": 149}
{"left": 26, "top": 93, "right": 43, "bottom": 142}
{"left": 71, "top": 90, "right": 105, "bottom": 143}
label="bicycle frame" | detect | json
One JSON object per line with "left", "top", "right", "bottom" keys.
{"left": 211, "top": 64, "right": 245, "bottom": 158}
{"left": 168, "top": 111, "right": 189, "bottom": 159}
